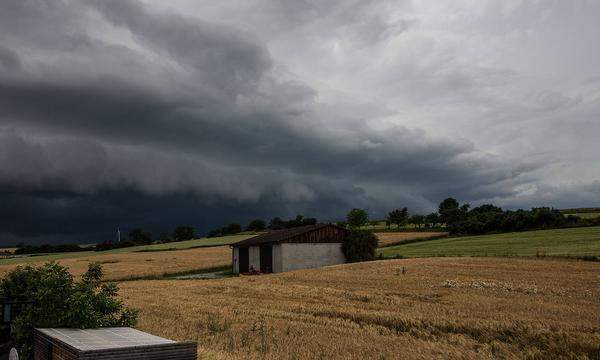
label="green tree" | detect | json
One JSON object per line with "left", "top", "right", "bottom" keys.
{"left": 425, "top": 213, "right": 440, "bottom": 228}
{"left": 173, "top": 226, "right": 195, "bottom": 241}
{"left": 346, "top": 208, "right": 369, "bottom": 229}
{"left": 410, "top": 214, "right": 425, "bottom": 228}
{"left": 246, "top": 219, "right": 266, "bottom": 232}
{"left": 0, "top": 262, "right": 137, "bottom": 359}
{"left": 438, "top": 198, "right": 469, "bottom": 225}
{"left": 128, "top": 228, "right": 152, "bottom": 245}
{"left": 342, "top": 230, "right": 379, "bottom": 262}
{"left": 387, "top": 208, "right": 409, "bottom": 229}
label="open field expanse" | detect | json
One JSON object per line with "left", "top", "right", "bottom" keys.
{"left": 376, "top": 232, "right": 448, "bottom": 247}
{"left": 0, "top": 234, "right": 253, "bottom": 266}
{"left": 0, "top": 246, "right": 231, "bottom": 281}
{"left": 119, "top": 257, "right": 600, "bottom": 359}
{"left": 379, "top": 226, "right": 600, "bottom": 259}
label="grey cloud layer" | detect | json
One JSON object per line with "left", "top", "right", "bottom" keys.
{"left": 1, "top": 0, "right": 598, "bottom": 243}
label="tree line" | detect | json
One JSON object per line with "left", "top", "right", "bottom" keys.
{"left": 12, "top": 200, "right": 600, "bottom": 255}
{"left": 435, "top": 198, "right": 599, "bottom": 235}
{"left": 342, "top": 198, "right": 600, "bottom": 236}
{"left": 207, "top": 215, "right": 317, "bottom": 237}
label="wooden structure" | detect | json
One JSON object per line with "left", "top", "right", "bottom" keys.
{"left": 34, "top": 327, "right": 197, "bottom": 360}
{"left": 231, "top": 224, "right": 349, "bottom": 274}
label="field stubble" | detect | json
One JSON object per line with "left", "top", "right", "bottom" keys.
{"left": 119, "top": 257, "right": 600, "bottom": 359}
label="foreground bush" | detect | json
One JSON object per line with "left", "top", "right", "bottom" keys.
{"left": 342, "top": 230, "right": 378, "bottom": 262}
{"left": 0, "top": 262, "right": 137, "bottom": 359}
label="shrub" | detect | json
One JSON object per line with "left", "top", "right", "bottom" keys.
{"left": 206, "top": 229, "right": 222, "bottom": 238}
{"left": 14, "top": 244, "right": 85, "bottom": 255}
{"left": 159, "top": 232, "right": 172, "bottom": 243}
{"left": 222, "top": 223, "right": 242, "bottom": 235}
{"left": 0, "top": 262, "right": 137, "bottom": 359}
{"left": 94, "top": 240, "right": 136, "bottom": 252}
{"left": 128, "top": 228, "right": 153, "bottom": 245}
{"left": 342, "top": 230, "right": 378, "bottom": 263}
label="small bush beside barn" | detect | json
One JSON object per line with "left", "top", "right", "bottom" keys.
{"left": 231, "top": 224, "right": 349, "bottom": 274}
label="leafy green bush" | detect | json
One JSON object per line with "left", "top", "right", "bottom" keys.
{"left": 342, "top": 230, "right": 378, "bottom": 262}
{"left": 0, "top": 262, "right": 137, "bottom": 359}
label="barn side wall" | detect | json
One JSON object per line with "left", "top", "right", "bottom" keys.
{"left": 272, "top": 244, "right": 283, "bottom": 273}
{"left": 232, "top": 247, "right": 239, "bottom": 274}
{"left": 279, "top": 243, "right": 345, "bottom": 272}
{"left": 78, "top": 342, "right": 197, "bottom": 360}
{"left": 249, "top": 246, "right": 260, "bottom": 271}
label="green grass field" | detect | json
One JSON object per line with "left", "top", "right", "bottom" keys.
{"left": 561, "top": 207, "right": 600, "bottom": 219}
{"left": 378, "top": 226, "right": 600, "bottom": 259}
{"left": 0, "top": 234, "right": 255, "bottom": 266}
{"left": 566, "top": 212, "right": 600, "bottom": 219}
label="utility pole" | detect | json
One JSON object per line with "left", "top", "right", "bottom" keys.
{"left": 117, "top": 227, "right": 121, "bottom": 242}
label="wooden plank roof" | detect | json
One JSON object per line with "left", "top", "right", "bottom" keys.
{"left": 36, "top": 328, "right": 175, "bottom": 351}
{"left": 231, "top": 223, "right": 348, "bottom": 247}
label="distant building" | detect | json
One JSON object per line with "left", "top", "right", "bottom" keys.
{"left": 231, "top": 224, "right": 349, "bottom": 274}
{"left": 34, "top": 327, "right": 197, "bottom": 360}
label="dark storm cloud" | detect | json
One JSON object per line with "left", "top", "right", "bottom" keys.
{"left": 1, "top": 0, "right": 594, "bottom": 244}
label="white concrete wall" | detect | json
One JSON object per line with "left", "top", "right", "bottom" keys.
{"left": 278, "top": 243, "right": 345, "bottom": 272}
{"left": 232, "top": 247, "right": 239, "bottom": 274}
{"left": 249, "top": 246, "right": 261, "bottom": 271}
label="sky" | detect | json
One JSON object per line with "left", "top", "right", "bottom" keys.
{"left": 1, "top": 0, "right": 600, "bottom": 244}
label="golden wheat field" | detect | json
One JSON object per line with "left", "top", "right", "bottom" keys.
{"left": 376, "top": 232, "right": 448, "bottom": 247}
{"left": 0, "top": 246, "right": 231, "bottom": 281}
{"left": 119, "top": 257, "right": 600, "bottom": 359}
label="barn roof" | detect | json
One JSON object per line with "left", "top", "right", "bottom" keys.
{"left": 232, "top": 223, "right": 348, "bottom": 247}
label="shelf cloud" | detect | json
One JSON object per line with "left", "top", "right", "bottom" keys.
{"left": 1, "top": 0, "right": 599, "bottom": 243}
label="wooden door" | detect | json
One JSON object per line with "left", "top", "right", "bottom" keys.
{"left": 259, "top": 245, "right": 273, "bottom": 273}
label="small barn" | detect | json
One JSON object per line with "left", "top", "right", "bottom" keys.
{"left": 231, "top": 224, "right": 349, "bottom": 274}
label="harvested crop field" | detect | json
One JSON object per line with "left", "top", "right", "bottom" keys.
{"left": 376, "top": 231, "right": 448, "bottom": 247}
{"left": 0, "top": 246, "right": 231, "bottom": 281}
{"left": 119, "top": 257, "right": 600, "bottom": 359}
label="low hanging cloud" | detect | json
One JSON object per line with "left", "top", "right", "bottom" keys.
{"left": 1, "top": 0, "right": 599, "bottom": 244}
